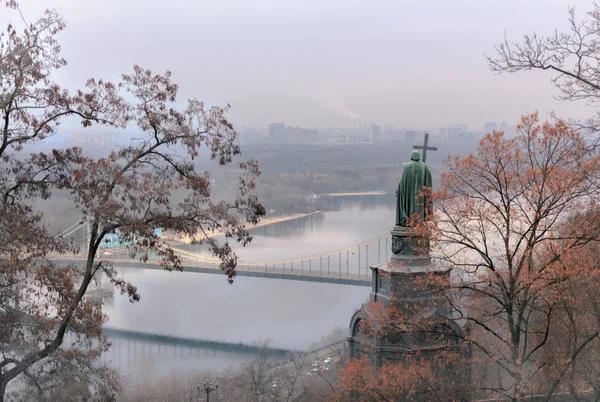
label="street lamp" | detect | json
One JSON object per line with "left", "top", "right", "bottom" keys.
{"left": 199, "top": 375, "right": 218, "bottom": 402}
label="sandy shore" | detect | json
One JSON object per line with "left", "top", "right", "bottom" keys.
{"left": 252, "top": 211, "right": 321, "bottom": 228}
{"left": 325, "top": 191, "right": 387, "bottom": 196}
{"left": 172, "top": 211, "right": 321, "bottom": 244}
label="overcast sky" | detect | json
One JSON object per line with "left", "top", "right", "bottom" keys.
{"left": 3, "top": 0, "right": 596, "bottom": 129}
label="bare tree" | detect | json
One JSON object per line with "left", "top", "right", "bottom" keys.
{"left": 0, "top": 2, "right": 264, "bottom": 400}
{"left": 118, "top": 369, "right": 210, "bottom": 402}
{"left": 486, "top": 2, "right": 600, "bottom": 142}
{"left": 218, "top": 342, "right": 307, "bottom": 402}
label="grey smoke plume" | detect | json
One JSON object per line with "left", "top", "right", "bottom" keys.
{"left": 322, "top": 95, "right": 361, "bottom": 119}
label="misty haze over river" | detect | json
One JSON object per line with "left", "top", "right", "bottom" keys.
{"left": 97, "top": 196, "right": 393, "bottom": 378}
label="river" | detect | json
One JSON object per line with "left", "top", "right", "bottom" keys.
{"left": 176, "top": 194, "right": 395, "bottom": 262}
{"left": 100, "top": 195, "right": 395, "bottom": 379}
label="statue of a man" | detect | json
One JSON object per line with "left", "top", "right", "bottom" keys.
{"left": 396, "top": 151, "right": 433, "bottom": 227}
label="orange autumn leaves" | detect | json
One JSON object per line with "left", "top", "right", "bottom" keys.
{"left": 337, "top": 114, "right": 600, "bottom": 401}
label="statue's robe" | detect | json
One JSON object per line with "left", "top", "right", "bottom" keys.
{"left": 396, "top": 161, "right": 433, "bottom": 226}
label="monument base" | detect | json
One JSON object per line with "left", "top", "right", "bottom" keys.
{"left": 390, "top": 225, "right": 431, "bottom": 267}
{"left": 348, "top": 224, "right": 470, "bottom": 382}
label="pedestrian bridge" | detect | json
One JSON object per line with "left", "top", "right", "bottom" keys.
{"left": 53, "top": 221, "right": 393, "bottom": 287}
{"left": 63, "top": 327, "right": 300, "bottom": 378}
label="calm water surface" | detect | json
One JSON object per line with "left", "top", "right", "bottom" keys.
{"left": 101, "top": 196, "right": 393, "bottom": 378}
{"left": 177, "top": 195, "right": 395, "bottom": 262}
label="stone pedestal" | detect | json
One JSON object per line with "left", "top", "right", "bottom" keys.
{"left": 348, "top": 224, "right": 471, "bottom": 386}
{"left": 390, "top": 225, "right": 431, "bottom": 266}
{"left": 368, "top": 225, "right": 447, "bottom": 304}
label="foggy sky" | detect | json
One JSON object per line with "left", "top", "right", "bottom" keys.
{"left": 3, "top": 0, "right": 595, "bottom": 129}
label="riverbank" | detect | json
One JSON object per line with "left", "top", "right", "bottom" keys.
{"left": 172, "top": 211, "right": 322, "bottom": 244}
{"left": 324, "top": 191, "right": 387, "bottom": 196}
{"left": 252, "top": 211, "right": 321, "bottom": 229}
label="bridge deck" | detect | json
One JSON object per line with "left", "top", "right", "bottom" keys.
{"left": 50, "top": 257, "right": 372, "bottom": 287}
{"left": 101, "top": 327, "right": 300, "bottom": 355}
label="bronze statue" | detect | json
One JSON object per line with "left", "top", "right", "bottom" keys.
{"left": 395, "top": 151, "right": 432, "bottom": 227}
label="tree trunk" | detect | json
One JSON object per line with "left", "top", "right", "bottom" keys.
{"left": 0, "top": 378, "right": 7, "bottom": 402}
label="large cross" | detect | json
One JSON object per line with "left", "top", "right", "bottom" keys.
{"left": 413, "top": 132, "right": 437, "bottom": 163}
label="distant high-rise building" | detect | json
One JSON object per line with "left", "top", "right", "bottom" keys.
{"left": 484, "top": 122, "right": 498, "bottom": 134}
{"left": 499, "top": 121, "right": 509, "bottom": 134}
{"left": 269, "top": 122, "right": 286, "bottom": 144}
{"left": 498, "top": 121, "right": 518, "bottom": 138}
{"left": 371, "top": 123, "right": 381, "bottom": 143}
{"left": 383, "top": 125, "right": 396, "bottom": 142}
{"left": 447, "top": 124, "right": 467, "bottom": 137}
{"left": 406, "top": 130, "right": 420, "bottom": 143}
{"left": 437, "top": 126, "right": 449, "bottom": 143}
{"left": 284, "top": 126, "right": 321, "bottom": 144}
